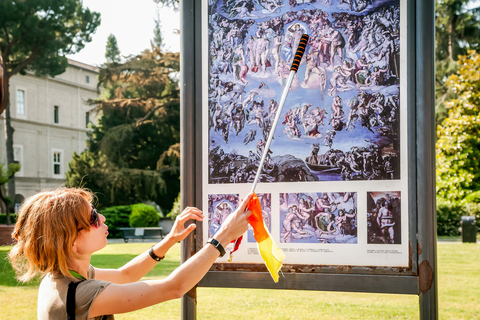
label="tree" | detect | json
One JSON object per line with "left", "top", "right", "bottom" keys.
{"left": 66, "top": 47, "right": 181, "bottom": 212}
{"left": 0, "top": 0, "right": 100, "bottom": 211}
{"left": 153, "top": 0, "right": 179, "bottom": 10}
{"left": 435, "top": 0, "right": 480, "bottom": 124}
{"left": 105, "top": 34, "right": 121, "bottom": 63}
{"left": 436, "top": 51, "right": 480, "bottom": 202}
{"left": 153, "top": 12, "right": 164, "bottom": 48}
{"left": 0, "top": 163, "right": 20, "bottom": 224}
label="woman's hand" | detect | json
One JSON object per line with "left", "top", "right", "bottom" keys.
{"left": 167, "top": 207, "right": 204, "bottom": 243}
{"left": 214, "top": 192, "right": 254, "bottom": 246}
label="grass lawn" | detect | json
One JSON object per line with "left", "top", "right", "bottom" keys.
{"left": 1, "top": 242, "right": 479, "bottom": 319}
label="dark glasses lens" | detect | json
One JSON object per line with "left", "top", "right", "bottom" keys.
{"left": 90, "top": 205, "right": 100, "bottom": 228}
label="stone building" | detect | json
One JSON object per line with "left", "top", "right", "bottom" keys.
{"left": 0, "top": 59, "right": 99, "bottom": 210}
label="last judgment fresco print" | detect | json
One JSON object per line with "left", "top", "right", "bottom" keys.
{"left": 208, "top": 0, "right": 400, "bottom": 184}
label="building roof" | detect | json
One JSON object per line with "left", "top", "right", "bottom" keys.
{"left": 67, "top": 59, "right": 100, "bottom": 74}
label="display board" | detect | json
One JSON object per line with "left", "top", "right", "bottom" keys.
{"left": 180, "top": 0, "right": 437, "bottom": 317}
{"left": 202, "top": 0, "right": 409, "bottom": 268}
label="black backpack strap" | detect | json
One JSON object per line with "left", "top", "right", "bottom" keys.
{"left": 67, "top": 281, "right": 82, "bottom": 320}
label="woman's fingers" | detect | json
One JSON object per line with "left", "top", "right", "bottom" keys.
{"left": 177, "top": 207, "right": 204, "bottom": 223}
{"left": 238, "top": 192, "right": 254, "bottom": 214}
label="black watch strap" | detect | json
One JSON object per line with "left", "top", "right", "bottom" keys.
{"left": 148, "top": 246, "right": 164, "bottom": 262}
{"left": 207, "top": 238, "right": 226, "bottom": 257}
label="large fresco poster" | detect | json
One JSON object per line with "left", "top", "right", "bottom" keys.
{"left": 208, "top": 0, "right": 400, "bottom": 184}
{"left": 202, "top": 0, "right": 410, "bottom": 268}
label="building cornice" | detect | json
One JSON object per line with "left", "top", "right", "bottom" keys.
{"left": 67, "top": 59, "right": 100, "bottom": 73}
{"left": 14, "top": 72, "right": 99, "bottom": 93}
{"left": 0, "top": 115, "right": 92, "bottom": 133}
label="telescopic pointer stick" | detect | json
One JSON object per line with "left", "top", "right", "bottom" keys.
{"left": 229, "top": 34, "right": 309, "bottom": 261}
{"left": 251, "top": 34, "right": 309, "bottom": 193}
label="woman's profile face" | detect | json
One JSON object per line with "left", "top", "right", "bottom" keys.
{"left": 74, "top": 209, "right": 108, "bottom": 256}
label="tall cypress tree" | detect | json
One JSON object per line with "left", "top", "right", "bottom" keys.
{"left": 105, "top": 34, "right": 121, "bottom": 63}
{"left": 153, "top": 12, "right": 164, "bottom": 49}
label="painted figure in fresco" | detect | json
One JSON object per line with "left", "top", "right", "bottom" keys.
{"left": 377, "top": 199, "right": 395, "bottom": 244}
{"left": 208, "top": 1, "right": 401, "bottom": 184}
{"left": 323, "top": 27, "right": 346, "bottom": 66}
{"left": 212, "top": 201, "right": 233, "bottom": 226}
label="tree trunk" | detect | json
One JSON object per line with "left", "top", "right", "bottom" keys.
{"left": 4, "top": 90, "right": 15, "bottom": 224}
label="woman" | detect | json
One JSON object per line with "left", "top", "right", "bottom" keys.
{"left": 9, "top": 188, "right": 253, "bottom": 319}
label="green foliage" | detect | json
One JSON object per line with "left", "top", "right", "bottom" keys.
{"left": 101, "top": 205, "right": 132, "bottom": 238}
{"left": 65, "top": 151, "right": 109, "bottom": 206}
{"left": 153, "top": 11, "right": 164, "bottom": 48}
{"left": 436, "top": 51, "right": 480, "bottom": 201}
{"left": 105, "top": 34, "right": 121, "bottom": 63}
{"left": 437, "top": 194, "right": 480, "bottom": 236}
{"left": 153, "top": 0, "right": 179, "bottom": 10}
{"left": 66, "top": 47, "right": 180, "bottom": 212}
{"left": 0, "top": 0, "right": 101, "bottom": 87}
{"left": 437, "top": 198, "right": 465, "bottom": 236}
{"left": 435, "top": 0, "right": 480, "bottom": 124}
{"left": 167, "top": 193, "right": 181, "bottom": 220}
{"left": 0, "top": 163, "right": 20, "bottom": 185}
{"left": 463, "top": 192, "right": 480, "bottom": 230}
{"left": 129, "top": 203, "right": 160, "bottom": 228}
{"left": 463, "top": 190, "right": 480, "bottom": 203}
{"left": 0, "top": 213, "right": 17, "bottom": 224}
{"left": 0, "top": 163, "right": 20, "bottom": 216}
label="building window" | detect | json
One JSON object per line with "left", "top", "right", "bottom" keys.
{"left": 86, "top": 75, "right": 90, "bottom": 83}
{"left": 53, "top": 150, "right": 62, "bottom": 176}
{"left": 54, "top": 106, "right": 59, "bottom": 124}
{"left": 16, "top": 89, "right": 25, "bottom": 115}
{"left": 86, "top": 111, "right": 90, "bottom": 128}
{"left": 13, "top": 145, "right": 23, "bottom": 176}
{"left": 13, "top": 147, "right": 21, "bottom": 163}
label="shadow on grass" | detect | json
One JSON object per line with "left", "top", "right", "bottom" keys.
{"left": 91, "top": 254, "right": 180, "bottom": 278}
{"left": 1, "top": 248, "right": 180, "bottom": 287}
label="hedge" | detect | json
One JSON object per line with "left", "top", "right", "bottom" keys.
{"left": 100, "top": 205, "right": 132, "bottom": 239}
{"left": 437, "top": 198, "right": 480, "bottom": 236}
{"left": 0, "top": 214, "right": 18, "bottom": 225}
{"left": 129, "top": 204, "right": 160, "bottom": 228}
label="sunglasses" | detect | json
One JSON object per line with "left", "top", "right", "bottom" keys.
{"left": 89, "top": 204, "right": 101, "bottom": 228}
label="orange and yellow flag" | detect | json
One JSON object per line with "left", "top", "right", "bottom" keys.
{"left": 247, "top": 192, "right": 285, "bottom": 282}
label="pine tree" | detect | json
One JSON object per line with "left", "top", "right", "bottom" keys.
{"left": 67, "top": 47, "right": 180, "bottom": 212}
{"left": 105, "top": 34, "right": 121, "bottom": 63}
{"left": 0, "top": 0, "right": 100, "bottom": 218}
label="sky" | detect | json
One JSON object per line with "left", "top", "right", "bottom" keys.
{"left": 66, "top": 0, "right": 180, "bottom": 67}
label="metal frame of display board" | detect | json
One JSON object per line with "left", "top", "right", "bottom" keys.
{"left": 179, "top": 0, "right": 437, "bottom": 319}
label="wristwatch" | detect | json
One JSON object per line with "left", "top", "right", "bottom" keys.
{"left": 207, "top": 238, "right": 226, "bottom": 257}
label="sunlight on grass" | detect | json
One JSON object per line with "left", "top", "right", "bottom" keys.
{"left": 1, "top": 242, "right": 479, "bottom": 319}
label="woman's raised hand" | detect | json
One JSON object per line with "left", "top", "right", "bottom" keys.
{"left": 168, "top": 207, "right": 204, "bottom": 243}
{"left": 214, "top": 192, "right": 254, "bottom": 245}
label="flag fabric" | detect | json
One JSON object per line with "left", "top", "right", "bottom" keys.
{"left": 247, "top": 192, "right": 285, "bottom": 282}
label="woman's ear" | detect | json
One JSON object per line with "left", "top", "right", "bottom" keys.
{"left": 72, "top": 239, "right": 78, "bottom": 253}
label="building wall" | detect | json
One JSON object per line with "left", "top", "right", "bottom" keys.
{"left": 0, "top": 60, "right": 99, "bottom": 204}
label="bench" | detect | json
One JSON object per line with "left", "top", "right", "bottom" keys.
{"left": 119, "top": 227, "right": 163, "bottom": 243}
